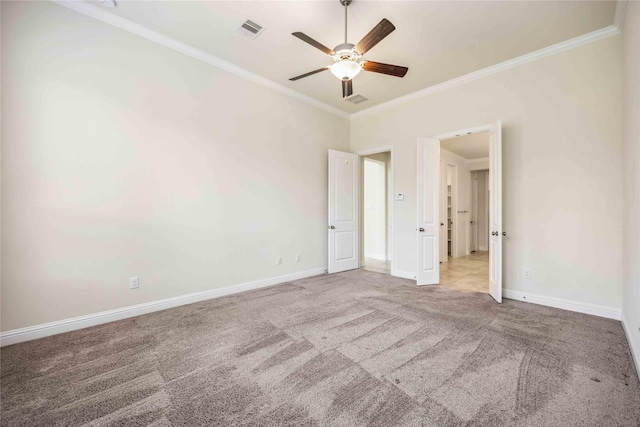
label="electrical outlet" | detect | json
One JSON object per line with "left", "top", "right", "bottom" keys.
{"left": 295, "top": 254, "right": 301, "bottom": 262}
{"left": 276, "top": 257, "right": 282, "bottom": 265}
{"left": 523, "top": 269, "right": 532, "bottom": 279}
{"left": 129, "top": 276, "right": 139, "bottom": 289}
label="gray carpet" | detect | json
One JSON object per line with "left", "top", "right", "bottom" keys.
{"left": 1, "top": 269, "right": 639, "bottom": 426}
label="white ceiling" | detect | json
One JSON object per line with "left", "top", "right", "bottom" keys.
{"left": 441, "top": 132, "right": 489, "bottom": 160}
{"left": 87, "top": 0, "right": 617, "bottom": 113}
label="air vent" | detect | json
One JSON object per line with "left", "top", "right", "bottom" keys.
{"left": 345, "top": 94, "right": 368, "bottom": 104}
{"left": 238, "top": 20, "right": 265, "bottom": 39}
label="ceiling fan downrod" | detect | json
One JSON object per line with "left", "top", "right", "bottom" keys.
{"left": 341, "top": 0, "right": 352, "bottom": 44}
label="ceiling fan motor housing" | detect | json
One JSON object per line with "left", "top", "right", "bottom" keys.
{"left": 333, "top": 43, "right": 361, "bottom": 61}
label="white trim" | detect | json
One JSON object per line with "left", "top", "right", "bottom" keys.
{"left": 392, "top": 269, "right": 415, "bottom": 280}
{"left": 621, "top": 313, "right": 640, "bottom": 380}
{"left": 0, "top": 267, "right": 326, "bottom": 347}
{"left": 615, "top": 0, "right": 629, "bottom": 31}
{"left": 351, "top": 25, "right": 620, "bottom": 120}
{"left": 50, "top": 0, "right": 349, "bottom": 119}
{"left": 503, "top": 289, "right": 621, "bottom": 320}
{"left": 50, "top": 1, "right": 623, "bottom": 122}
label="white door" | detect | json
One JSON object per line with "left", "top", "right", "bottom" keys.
{"left": 328, "top": 149, "right": 359, "bottom": 273}
{"left": 488, "top": 121, "right": 503, "bottom": 302}
{"left": 416, "top": 138, "right": 440, "bottom": 285}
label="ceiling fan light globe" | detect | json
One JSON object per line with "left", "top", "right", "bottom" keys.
{"left": 330, "top": 60, "right": 362, "bottom": 81}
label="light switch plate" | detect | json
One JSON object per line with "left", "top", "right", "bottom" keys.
{"left": 129, "top": 276, "right": 139, "bottom": 289}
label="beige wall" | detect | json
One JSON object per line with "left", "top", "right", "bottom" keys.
{"left": 351, "top": 35, "right": 623, "bottom": 309}
{"left": 1, "top": 1, "right": 349, "bottom": 331}
{"left": 621, "top": 1, "right": 640, "bottom": 371}
{"left": 0, "top": 1, "right": 632, "bottom": 337}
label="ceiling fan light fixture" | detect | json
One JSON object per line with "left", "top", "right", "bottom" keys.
{"left": 289, "top": 0, "right": 408, "bottom": 98}
{"left": 330, "top": 60, "right": 362, "bottom": 81}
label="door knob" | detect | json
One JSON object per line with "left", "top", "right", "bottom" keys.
{"left": 491, "top": 231, "right": 497, "bottom": 236}
{"left": 419, "top": 228, "right": 425, "bottom": 232}
{"left": 502, "top": 231, "right": 507, "bottom": 236}
{"left": 329, "top": 225, "right": 335, "bottom": 229}
{"left": 440, "top": 223, "right": 444, "bottom": 226}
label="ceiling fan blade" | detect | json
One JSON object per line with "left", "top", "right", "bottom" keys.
{"left": 342, "top": 79, "right": 353, "bottom": 99}
{"left": 292, "top": 32, "right": 334, "bottom": 55}
{"left": 289, "top": 67, "right": 329, "bottom": 81}
{"left": 362, "top": 61, "right": 408, "bottom": 78}
{"left": 355, "top": 19, "right": 396, "bottom": 55}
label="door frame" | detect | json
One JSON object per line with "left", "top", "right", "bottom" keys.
{"left": 356, "top": 146, "right": 395, "bottom": 275}
{"left": 427, "top": 121, "right": 501, "bottom": 284}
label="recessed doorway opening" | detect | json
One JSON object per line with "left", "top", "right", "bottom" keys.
{"left": 439, "top": 131, "right": 490, "bottom": 293}
{"left": 362, "top": 151, "right": 391, "bottom": 275}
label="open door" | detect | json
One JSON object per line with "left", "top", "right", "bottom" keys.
{"left": 416, "top": 138, "right": 440, "bottom": 285}
{"left": 488, "top": 121, "right": 503, "bottom": 302}
{"left": 328, "top": 149, "right": 359, "bottom": 274}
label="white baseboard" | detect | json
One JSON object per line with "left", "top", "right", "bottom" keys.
{"left": 503, "top": 289, "right": 621, "bottom": 320}
{"left": 364, "top": 252, "right": 387, "bottom": 261}
{"left": 621, "top": 313, "right": 640, "bottom": 380}
{"left": 392, "top": 270, "right": 415, "bottom": 280}
{"left": 0, "top": 267, "right": 327, "bottom": 347}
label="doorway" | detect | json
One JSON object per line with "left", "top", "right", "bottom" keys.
{"left": 439, "top": 132, "right": 490, "bottom": 293}
{"left": 416, "top": 120, "right": 507, "bottom": 303}
{"left": 362, "top": 152, "right": 391, "bottom": 274}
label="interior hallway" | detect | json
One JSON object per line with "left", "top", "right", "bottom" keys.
{"left": 440, "top": 251, "right": 489, "bottom": 293}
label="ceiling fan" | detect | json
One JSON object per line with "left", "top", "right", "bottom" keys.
{"left": 289, "top": 0, "right": 408, "bottom": 100}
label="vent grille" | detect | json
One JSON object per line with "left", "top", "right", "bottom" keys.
{"left": 238, "top": 20, "right": 265, "bottom": 39}
{"left": 345, "top": 94, "right": 368, "bottom": 104}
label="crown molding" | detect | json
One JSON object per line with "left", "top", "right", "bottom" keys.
{"left": 614, "top": 0, "right": 628, "bottom": 31}
{"left": 51, "top": 1, "right": 625, "bottom": 123}
{"left": 351, "top": 25, "right": 620, "bottom": 120}
{"left": 50, "top": 0, "right": 350, "bottom": 119}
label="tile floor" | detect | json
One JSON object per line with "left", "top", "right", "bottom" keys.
{"left": 363, "top": 258, "right": 391, "bottom": 274}
{"left": 439, "top": 251, "right": 489, "bottom": 293}
{"left": 363, "top": 251, "right": 489, "bottom": 294}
